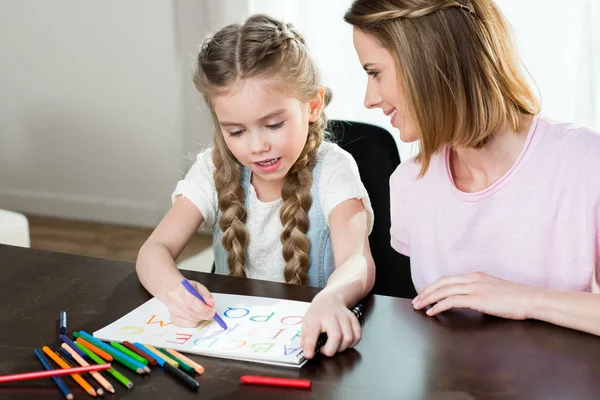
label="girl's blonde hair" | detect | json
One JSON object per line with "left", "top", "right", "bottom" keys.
{"left": 193, "top": 14, "right": 331, "bottom": 284}
{"left": 345, "top": 0, "right": 541, "bottom": 176}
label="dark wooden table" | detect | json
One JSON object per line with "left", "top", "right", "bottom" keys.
{"left": 1, "top": 244, "right": 600, "bottom": 399}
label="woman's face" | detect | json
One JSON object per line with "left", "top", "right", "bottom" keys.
{"left": 352, "top": 28, "right": 418, "bottom": 143}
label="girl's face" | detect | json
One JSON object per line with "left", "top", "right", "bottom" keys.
{"left": 352, "top": 28, "right": 418, "bottom": 143}
{"left": 213, "top": 78, "right": 322, "bottom": 191}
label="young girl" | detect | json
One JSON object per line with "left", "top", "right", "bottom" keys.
{"left": 136, "top": 14, "right": 375, "bottom": 359}
{"left": 345, "top": 0, "right": 600, "bottom": 335}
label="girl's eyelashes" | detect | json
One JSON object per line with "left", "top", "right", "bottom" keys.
{"left": 367, "top": 70, "right": 380, "bottom": 79}
{"left": 227, "top": 121, "right": 285, "bottom": 137}
{"left": 266, "top": 121, "right": 285, "bottom": 130}
{"left": 228, "top": 129, "right": 245, "bottom": 137}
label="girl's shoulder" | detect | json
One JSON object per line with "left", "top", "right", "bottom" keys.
{"left": 193, "top": 147, "right": 214, "bottom": 163}
{"left": 317, "top": 140, "right": 366, "bottom": 165}
{"left": 316, "top": 141, "right": 362, "bottom": 178}
{"left": 188, "top": 147, "right": 215, "bottom": 174}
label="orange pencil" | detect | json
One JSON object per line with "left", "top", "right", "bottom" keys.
{"left": 75, "top": 338, "right": 113, "bottom": 361}
{"left": 42, "top": 346, "right": 96, "bottom": 397}
{"left": 165, "top": 348, "right": 205, "bottom": 375}
{"left": 61, "top": 343, "right": 115, "bottom": 394}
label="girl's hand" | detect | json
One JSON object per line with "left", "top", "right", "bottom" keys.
{"left": 413, "top": 272, "right": 539, "bottom": 320}
{"left": 164, "top": 279, "right": 216, "bottom": 327}
{"left": 300, "top": 292, "right": 362, "bottom": 359}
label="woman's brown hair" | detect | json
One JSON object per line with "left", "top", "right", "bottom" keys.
{"left": 345, "top": 0, "right": 540, "bottom": 176}
{"left": 194, "top": 14, "right": 331, "bottom": 284}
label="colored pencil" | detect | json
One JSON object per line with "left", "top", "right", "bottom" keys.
{"left": 164, "top": 348, "right": 205, "bottom": 375}
{"left": 0, "top": 361, "right": 109, "bottom": 383}
{"left": 59, "top": 311, "right": 67, "bottom": 334}
{"left": 110, "top": 341, "right": 148, "bottom": 365}
{"left": 164, "top": 361, "right": 201, "bottom": 391}
{"left": 123, "top": 341, "right": 157, "bottom": 366}
{"left": 78, "top": 331, "right": 148, "bottom": 374}
{"left": 74, "top": 336, "right": 113, "bottom": 361}
{"left": 159, "top": 348, "right": 196, "bottom": 376}
{"left": 133, "top": 342, "right": 164, "bottom": 367}
{"left": 75, "top": 342, "right": 133, "bottom": 389}
{"left": 41, "top": 346, "right": 97, "bottom": 396}
{"left": 33, "top": 348, "right": 73, "bottom": 400}
{"left": 62, "top": 343, "right": 115, "bottom": 394}
{"left": 181, "top": 279, "right": 228, "bottom": 330}
{"left": 57, "top": 348, "right": 103, "bottom": 397}
{"left": 143, "top": 344, "right": 178, "bottom": 367}
{"left": 59, "top": 335, "right": 88, "bottom": 360}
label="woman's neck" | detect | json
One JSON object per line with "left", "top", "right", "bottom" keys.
{"left": 449, "top": 114, "right": 534, "bottom": 193}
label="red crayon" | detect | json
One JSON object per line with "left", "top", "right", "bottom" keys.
{"left": 240, "top": 375, "right": 311, "bottom": 389}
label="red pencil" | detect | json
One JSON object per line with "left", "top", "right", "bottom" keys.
{"left": 240, "top": 375, "right": 311, "bottom": 389}
{"left": 0, "top": 364, "right": 111, "bottom": 383}
{"left": 122, "top": 341, "right": 158, "bottom": 366}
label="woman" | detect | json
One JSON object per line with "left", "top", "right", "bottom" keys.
{"left": 345, "top": 0, "right": 600, "bottom": 335}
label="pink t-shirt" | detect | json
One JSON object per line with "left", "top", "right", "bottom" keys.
{"left": 390, "top": 114, "right": 600, "bottom": 293}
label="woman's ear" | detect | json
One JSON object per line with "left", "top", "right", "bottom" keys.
{"left": 308, "top": 87, "right": 325, "bottom": 122}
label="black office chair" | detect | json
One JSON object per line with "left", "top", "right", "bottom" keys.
{"left": 328, "top": 120, "right": 417, "bottom": 299}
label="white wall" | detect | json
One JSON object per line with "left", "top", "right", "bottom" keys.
{"left": 2, "top": 0, "right": 597, "bottom": 228}
{"left": 0, "top": 0, "right": 192, "bottom": 227}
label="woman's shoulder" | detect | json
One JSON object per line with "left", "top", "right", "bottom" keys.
{"left": 389, "top": 156, "right": 430, "bottom": 190}
{"left": 537, "top": 114, "right": 600, "bottom": 152}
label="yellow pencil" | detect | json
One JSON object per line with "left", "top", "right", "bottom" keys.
{"left": 42, "top": 346, "right": 96, "bottom": 397}
{"left": 144, "top": 344, "right": 178, "bottom": 367}
{"left": 61, "top": 343, "right": 115, "bottom": 394}
{"left": 165, "top": 348, "right": 205, "bottom": 374}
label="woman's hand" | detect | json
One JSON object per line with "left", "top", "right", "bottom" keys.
{"left": 164, "top": 279, "right": 216, "bottom": 327}
{"left": 413, "top": 272, "right": 540, "bottom": 320}
{"left": 300, "top": 292, "right": 362, "bottom": 359}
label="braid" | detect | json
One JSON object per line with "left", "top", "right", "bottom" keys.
{"left": 280, "top": 126, "right": 323, "bottom": 285}
{"left": 359, "top": 1, "right": 475, "bottom": 25}
{"left": 213, "top": 130, "right": 248, "bottom": 278}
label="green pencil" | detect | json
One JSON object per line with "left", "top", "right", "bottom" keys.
{"left": 75, "top": 342, "right": 134, "bottom": 389}
{"left": 110, "top": 342, "right": 148, "bottom": 366}
{"left": 158, "top": 348, "right": 196, "bottom": 376}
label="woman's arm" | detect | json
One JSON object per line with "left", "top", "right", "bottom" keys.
{"left": 529, "top": 289, "right": 600, "bottom": 336}
{"left": 136, "top": 196, "right": 216, "bottom": 327}
{"left": 413, "top": 272, "right": 600, "bottom": 336}
{"left": 301, "top": 198, "right": 375, "bottom": 358}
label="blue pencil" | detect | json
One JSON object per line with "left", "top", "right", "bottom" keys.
{"left": 181, "top": 279, "right": 228, "bottom": 330}
{"left": 132, "top": 342, "right": 164, "bottom": 367}
{"left": 59, "top": 311, "right": 67, "bottom": 334}
{"left": 59, "top": 335, "right": 88, "bottom": 360}
{"left": 34, "top": 348, "right": 73, "bottom": 400}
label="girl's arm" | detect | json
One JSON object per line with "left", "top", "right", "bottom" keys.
{"left": 413, "top": 272, "right": 600, "bottom": 336}
{"left": 321, "top": 198, "right": 376, "bottom": 305}
{"left": 136, "top": 196, "right": 216, "bottom": 327}
{"left": 301, "top": 198, "right": 375, "bottom": 358}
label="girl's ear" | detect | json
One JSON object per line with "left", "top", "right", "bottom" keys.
{"left": 308, "top": 87, "right": 325, "bottom": 122}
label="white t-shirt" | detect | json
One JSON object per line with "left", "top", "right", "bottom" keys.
{"left": 172, "top": 141, "right": 374, "bottom": 282}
